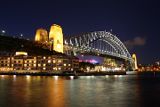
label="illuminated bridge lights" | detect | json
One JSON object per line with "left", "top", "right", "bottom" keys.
{"left": 64, "top": 30, "right": 133, "bottom": 66}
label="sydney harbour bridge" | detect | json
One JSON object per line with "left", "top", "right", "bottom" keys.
{"left": 64, "top": 31, "right": 132, "bottom": 62}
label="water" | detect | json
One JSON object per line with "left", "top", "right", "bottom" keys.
{"left": 0, "top": 75, "right": 160, "bottom": 107}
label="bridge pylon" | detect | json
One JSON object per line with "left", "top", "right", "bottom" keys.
{"left": 49, "top": 24, "right": 64, "bottom": 53}
{"left": 132, "top": 54, "right": 138, "bottom": 70}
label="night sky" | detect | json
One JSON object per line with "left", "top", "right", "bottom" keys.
{"left": 0, "top": 0, "right": 160, "bottom": 64}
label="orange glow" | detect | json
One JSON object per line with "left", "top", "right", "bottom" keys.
{"left": 15, "top": 51, "right": 28, "bottom": 56}
{"left": 132, "top": 54, "right": 138, "bottom": 70}
{"left": 49, "top": 24, "right": 63, "bottom": 53}
{"left": 35, "top": 28, "right": 48, "bottom": 42}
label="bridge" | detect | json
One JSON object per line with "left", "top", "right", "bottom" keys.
{"left": 64, "top": 31, "right": 132, "bottom": 63}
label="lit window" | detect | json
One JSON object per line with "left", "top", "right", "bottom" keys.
{"left": 34, "top": 64, "right": 36, "bottom": 67}
{"left": 43, "top": 67, "right": 46, "bottom": 70}
{"left": 68, "top": 64, "right": 71, "bottom": 66}
{"left": 53, "top": 60, "right": 56, "bottom": 63}
{"left": 64, "top": 64, "right": 66, "bottom": 66}
{"left": 43, "top": 57, "right": 46, "bottom": 59}
{"left": 38, "top": 64, "right": 41, "bottom": 67}
{"left": 58, "top": 60, "right": 62, "bottom": 63}
{"left": 53, "top": 67, "right": 57, "bottom": 70}
{"left": 43, "top": 64, "right": 46, "bottom": 66}
{"left": 48, "top": 60, "right": 51, "bottom": 63}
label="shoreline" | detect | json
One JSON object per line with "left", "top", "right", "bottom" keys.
{"left": 0, "top": 71, "right": 160, "bottom": 76}
{"left": 0, "top": 72, "right": 126, "bottom": 76}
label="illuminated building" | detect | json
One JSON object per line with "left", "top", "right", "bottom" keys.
{"left": 132, "top": 54, "right": 138, "bottom": 70}
{"left": 0, "top": 52, "right": 79, "bottom": 72}
{"left": 35, "top": 28, "right": 48, "bottom": 43}
{"left": 49, "top": 24, "right": 63, "bottom": 53}
{"left": 15, "top": 51, "right": 28, "bottom": 56}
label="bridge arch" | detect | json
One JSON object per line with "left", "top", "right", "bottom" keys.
{"left": 64, "top": 31, "right": 132, "bottom": 63}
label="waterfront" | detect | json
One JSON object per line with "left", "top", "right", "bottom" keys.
{"left": 1, "top": 75, "right": 160, "bottom": 107}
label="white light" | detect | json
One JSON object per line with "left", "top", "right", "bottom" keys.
{"left": 48, "top": 60, "right": 51, "bottom": 63}
{"left": 86, "top": 76, "right": 91, "bottom": 79}
{"left": 26, "top": 75, "right": 30, "bottom": 79}
{"left": 13, "top": 75, "right": 16, "bottom": 78}
{"left": 114, "top": 75, "right": 118, "bottom": 77}
{"left": 113, "top": 67, "right": 121, "bottom": 71}
{"left": 20, "top": 34, "right": 23, "bottom": 37}
{"left": 26, "top": 75, "right": 30, "bottom": 77}
{"left": 54, "top": 76, "right": 58, "bottom": 80}
{"left": 119, "top": 75, "right": 123, "bottom": 77}
{"left": 1, "top": 75, "right": 5, "bottom": 78}
{"left": 101, "top": 67, "right": 106, "bottom": 71}
{"left": 2, "top": 30, "right": 5, "bottom": 33}
{"left": 70, "top": 76, "right": 74, "bottom": 80}
{"left": 105, "top": 75, "right": 109, "bottom": 78}
{"left": 91, "top": 75, "right": 94, "bottom": 78}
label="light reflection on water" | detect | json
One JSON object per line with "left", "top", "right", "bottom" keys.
{"left": 53, "top": 75, "right": 59, "bottom": 80}
{"left": 0, "top": 75, "right": 160, "bottom": 107}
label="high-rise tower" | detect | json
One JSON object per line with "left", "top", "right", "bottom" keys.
{"left": 35, "top": 28, "right": 48, "bottom": 43}
{"left": 49, "top": 24, "right": 63, "bottom": 53}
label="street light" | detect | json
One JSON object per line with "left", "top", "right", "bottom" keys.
{"left": 1, "top": 30, "right": 6, "bottom": 35}
{"left": 2, "top": 30, "right": 5, "bottom": 33}
{"left": 20, "top": 34, "right": 23, "bottom": 38}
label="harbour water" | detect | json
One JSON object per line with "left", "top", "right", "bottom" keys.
{"left": 0, "top": 75, "right": 160, "bottom": 107}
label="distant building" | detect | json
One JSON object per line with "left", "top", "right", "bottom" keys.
{"left": 0, "top": 51, "right": 79, "bottom": 72}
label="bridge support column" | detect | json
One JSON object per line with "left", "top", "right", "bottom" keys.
{"left": 49, "top": 24, "right": 64, "bottom": 53}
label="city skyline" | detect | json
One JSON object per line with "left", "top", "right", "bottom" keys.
{"left": 0, "top": 0, "right": 160, "bottom": 64}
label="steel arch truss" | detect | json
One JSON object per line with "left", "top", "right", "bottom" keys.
{"left": 64, "top": 31, "right": 132, "bottom": 62}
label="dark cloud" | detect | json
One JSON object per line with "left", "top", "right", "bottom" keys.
{"left": 124, "top": 37, "right": 146, "bottom": 49}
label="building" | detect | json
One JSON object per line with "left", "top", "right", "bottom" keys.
{"left": 0, "top": 51, "right": 79, "bottom": 72}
